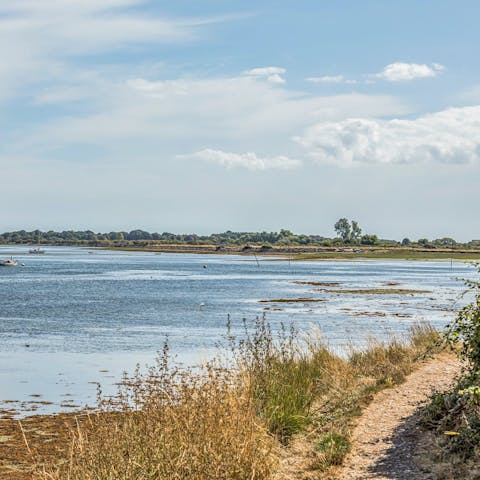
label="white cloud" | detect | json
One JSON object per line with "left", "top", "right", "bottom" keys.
{"left": 243, "top": 66, "right": 286, "bottom": 84}
{"left": 306, "top": 75, "right": 356, "bottom": 84}
{"left": 295, "top": 106, "right": 480, "bottom": 167}
{"left": 244, "top": 67, "right": 286, "bottom": 76}
{"left": 376, "top": 62, "right": 445, "bottom": 82}
{"left": 306, "top": 63, "right": 445, "bottom": 85}
{"left": 306, "top": 75, "right": 345, "bottom": 84}
{"left": 0, "top": 1, "right": 231, "bottom": 101}
{"left": 185, "top": 149, "right": 302, "bottom": 171}
{"left": 265, "top": 73, "right": 286, "bottom": 84}
{"left": 22, "top": 75, "right": 408, "bottom": 157}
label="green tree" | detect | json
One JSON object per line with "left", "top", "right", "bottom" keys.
{"left": 401, "top": 238, "right": 411, "bottom": 246}
{"left": 433, "top": 237, "right": 457, "bottom": 247}
{"left": 334, "top": 218, "right": 351, "bottom": 241}
{"left": 351, "top": 221, "right": 362, "bottom": 242}
{"left": 360, "top": 234, "right": 378, "bottom": 245}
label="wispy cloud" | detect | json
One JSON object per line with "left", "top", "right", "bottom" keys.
{"left": 295, "top": 105, "right": 480, "bottom": 167}
{"left": 243, "top": 66, "right": 286, "bottom": 84}
{"left": 306, "top": 75, "right": 356, "bottom": 84}
{"left": 0, "top": 1, "right": 234, "bottom": 101}
{"left": 306, "top": 62, "right": 445, "bottom": 85}
{"left": 375, "top": 62, "right": 445, "bottom": 82}
{"left": 21, "top": 74, "right": 408, "bottom": 158}
{"left": 184, "top": 149, "right": 302, "bottom": 171}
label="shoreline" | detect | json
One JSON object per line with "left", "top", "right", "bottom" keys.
{"left": 0, "top": 328, "right": 446, "bottom": 480}
{"left": 104, "top": 244, "right": 480, "bottom": 261}
{"left": 2, "top": 243, "right": 480, "bottom": 261}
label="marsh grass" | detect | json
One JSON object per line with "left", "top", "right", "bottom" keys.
{"left": 33, "top": 319, "right": 441, "bottom": 480}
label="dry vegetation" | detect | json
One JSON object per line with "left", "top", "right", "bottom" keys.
{"left": 6, "top": 319, "right": 441, "bottom": 480}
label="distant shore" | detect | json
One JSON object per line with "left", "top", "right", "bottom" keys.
{"left": 2, "top": 243, "right": 480, "bottom": 260}
{"left": 103, "top": 244, "right": 480, "bottom": 261}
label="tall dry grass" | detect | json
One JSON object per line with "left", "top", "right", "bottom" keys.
{"left": 35, "top": 344, "right": 277, "bottom": 480}
{"left": 33, "top": 319, "right": 441, "bottom": 479}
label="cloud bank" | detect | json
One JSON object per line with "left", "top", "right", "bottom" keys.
{"left": 295, "top": 106, "right": 480, "bottom": 167}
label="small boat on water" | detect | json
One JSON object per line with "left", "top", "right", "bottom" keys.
{"left": 29, "top": 248, "right": 45, "bottom": 254}
{"left": 0, "top": 257, "right": 18, "bottom": 267}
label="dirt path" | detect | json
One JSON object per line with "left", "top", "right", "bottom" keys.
{"left": 338, "top": 354, "right": 461, "bottom": 480}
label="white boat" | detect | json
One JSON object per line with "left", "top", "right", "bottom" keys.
{"left": 0, "top": 257, "right": 18, "bottom": 267}
{"left": 29, "top": 248, "right": 45, "bottom": 254}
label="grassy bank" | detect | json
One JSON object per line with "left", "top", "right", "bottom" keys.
{"left": 20, "top": 320, "right": 441, "bottom": 480}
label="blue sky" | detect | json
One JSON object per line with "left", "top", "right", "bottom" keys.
{"left": 1, "top": 0, "right": 479, "bottom": 240}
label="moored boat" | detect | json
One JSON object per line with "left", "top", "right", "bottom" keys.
{"left": 0, "top": 257, "right": 18, "bottom": 267}
{"left": 29, "top": 248, "right": 45, "bottom": 254}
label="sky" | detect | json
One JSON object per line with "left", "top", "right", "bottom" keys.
{"left": 1, "top": 0, "right": 479, "bottom": 240}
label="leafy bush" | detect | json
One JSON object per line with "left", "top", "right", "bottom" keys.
{"left": 445, "top": 264, "right": 480, "bottom": 371}
{"left": 420, "top": 264, "right": 480, "bottom": 476}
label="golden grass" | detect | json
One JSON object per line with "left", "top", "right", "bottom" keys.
{"left": 34, "top": 352, "right": 276, "bottom": 480}
{"left": 30, "top": 321, "right": 441, "bottom": 480}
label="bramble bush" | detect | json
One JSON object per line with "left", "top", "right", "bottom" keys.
{"left": 421, "top": 264, "right": 480, "bottom": 471}
{"left": 445, "top": 263, "right": 480, "bottom": 373}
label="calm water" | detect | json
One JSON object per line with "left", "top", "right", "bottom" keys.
{"left": 0, "top": 246, "right": 474, "bottom": 414}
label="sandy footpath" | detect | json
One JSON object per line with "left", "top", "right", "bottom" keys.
{"left": 338, "top": 354, "right": 461, "bottom": 480}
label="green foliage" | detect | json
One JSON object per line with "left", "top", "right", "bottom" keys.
{"left": 417, "top": 238, "right": 431, "bottom": 246}
{"left": 351, "top": 220, "right": 362, "bottom": 240}
{"left": 334, "top": 218, "right": 352, "bottom": 241}
{"left": 422, "top": 377, "right": 480, "bottom": 460}
{"left": 445, "top": 264, "right": 480, "bottom": 371}
{"left": 333, "top": 218, "right": 381, "bottom": 245}
{"left": 360, "top": 234, "right": 378, "bottom": 245}
{"left": 0, "top": 229, "right": 331, "bottom": 247}
{"left": 229, "top": 316, "right": 324, "bottom": 443}
{"left": 420, "top": 265, "right": 480, "bottom": 472}
{"left": 0, "top": 228, "right": 474, "bottom": 249}
{"left": 433, "top": 237, "right": 457, "bottom": 247}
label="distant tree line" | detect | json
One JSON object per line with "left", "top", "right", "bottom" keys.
{"left": 0, "top": 225, "right": 478, "bottom": 249}
{"left": 0, "top": 229, "right": 326, "bottom": 246}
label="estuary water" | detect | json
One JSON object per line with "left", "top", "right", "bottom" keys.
{"left": 0, "top": 246, "right": 474, "bottom": 414}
